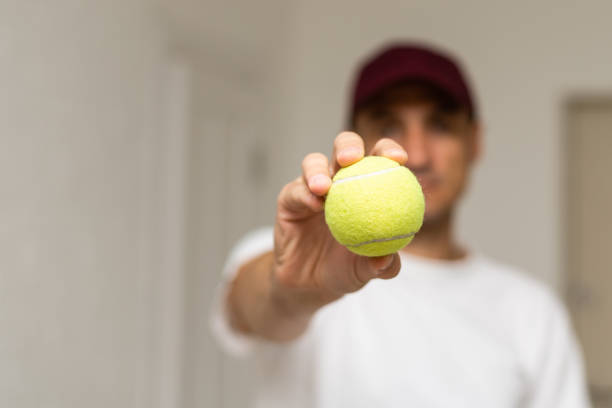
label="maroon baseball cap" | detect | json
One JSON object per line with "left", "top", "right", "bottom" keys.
{"left": 348, "top": 42, "right": 477, "bottom": 124}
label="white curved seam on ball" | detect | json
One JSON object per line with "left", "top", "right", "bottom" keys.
{"left": 332, "top": 166, "right": 402, "bottom": 185}
{"left": 346, "top": 231, "right": 416, "bottom": 248}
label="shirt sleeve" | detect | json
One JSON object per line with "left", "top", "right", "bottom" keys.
{"left": 520, "top": 286, "right": 591, "bottom": 408}
{"left": 208, "top": 226, "right": 275, "bottom": 358}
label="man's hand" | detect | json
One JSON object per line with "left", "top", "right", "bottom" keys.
{"left": 271, "top": 132, "right": 409, "bottom": 312}
{"left": 227, "top": 132, "right": 409, "bottom": 342}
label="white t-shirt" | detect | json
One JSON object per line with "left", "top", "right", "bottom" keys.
{"left": 209, "top": 227, "right": 590, "bottom": 408}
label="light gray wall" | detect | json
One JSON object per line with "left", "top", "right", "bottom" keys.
{"left": 0, "top": 1, "right": 166, "bottom": 407}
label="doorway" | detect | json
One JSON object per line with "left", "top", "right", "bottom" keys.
{"left": 565, "top": 97, "right": 612, "bottom": 408}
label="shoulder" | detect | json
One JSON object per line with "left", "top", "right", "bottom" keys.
{"left": 222, "top": 226, "right": 274, "bottom": 280}
{"left": 468, "top": 254, "right": 572, "bottom": 349}
{"left": 472, "top": 254, "right": 579, "bottom": 370}
{"left": 466, "top": 256, "right": 589, "bottom": 405}
{"left": 231, "top": 226, "right": 275, "bottom": 254}
{"left": 209, "top": 226, "right": 274, "bottom": 357}
{"left": 471, "top": 254, "right": 561, "bottom": 313}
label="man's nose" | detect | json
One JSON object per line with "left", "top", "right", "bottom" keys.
{"left": 402, "top": 128, "right": 429, "bottom": 170}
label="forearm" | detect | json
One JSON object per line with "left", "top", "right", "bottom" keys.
{"left": 226, "top": 251, "right": 339, "bottom": 343}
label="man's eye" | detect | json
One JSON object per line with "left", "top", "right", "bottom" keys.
{"left": 428, "top": 117, "right": 451, "bottom": 133}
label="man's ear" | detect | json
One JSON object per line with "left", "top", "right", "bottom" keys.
{"left": 468, "top": 121, "right": 483, "bottom": 163}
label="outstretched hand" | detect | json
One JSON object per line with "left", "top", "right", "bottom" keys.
{"left": 272, "top": 131, "right": 409, "bottom": 301}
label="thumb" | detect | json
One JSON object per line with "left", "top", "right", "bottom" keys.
{"left": 367, "top": 253, "right": 401, "bottom": 280}
{"left": 353, "top": 253, "right": 401, "bottom": 286}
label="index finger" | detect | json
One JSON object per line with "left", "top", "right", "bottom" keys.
{"left": 332, "top": 131, "right": 365, "bottom": 173}
{"left": 302, "top": 152, "right": 332, "bottom": 196}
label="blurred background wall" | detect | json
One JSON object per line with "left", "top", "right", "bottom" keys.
{"left": 1, "top": 0, "right": 611, "bottom": 407}
{"left": 0, "top": 1, "right": 166, "bottom": 407}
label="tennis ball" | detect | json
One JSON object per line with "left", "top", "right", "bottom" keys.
{"left": 324, "top": 156, "right": 425, "bottom": 257}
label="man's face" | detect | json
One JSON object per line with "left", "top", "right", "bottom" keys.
{"left": 354, "top": 83, "right": 481, "bottom": 223}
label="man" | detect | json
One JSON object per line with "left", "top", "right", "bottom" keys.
{"left": 210, "top": 43, "right": 590, "bottom": 407}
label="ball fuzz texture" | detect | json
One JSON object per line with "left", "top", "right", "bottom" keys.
{"left": 324, "top": 156, "right": 425, "bottom": 257}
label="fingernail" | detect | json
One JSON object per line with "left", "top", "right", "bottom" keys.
{"left": 340, "top": 147, "right": 361, "bottom": 160}
{"left": 309, "top": 174, "right": 329, "bottom": 189}
{"left": 388, "top": 149, "right": 407, "bottom": 161}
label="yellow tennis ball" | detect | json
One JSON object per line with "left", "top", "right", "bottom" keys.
{"left": 324, "top": 156, "right": 425, "bottom": 257}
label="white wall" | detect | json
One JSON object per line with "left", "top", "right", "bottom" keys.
{"left": 0, "top": 1, "right": 166, "bottom": 407}
{"left": 278, "top": 0, "right": 612, "bottom": 290}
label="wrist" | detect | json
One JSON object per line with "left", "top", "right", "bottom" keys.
{"left": 268, "top": 262, "right": 341, "bottom": 321}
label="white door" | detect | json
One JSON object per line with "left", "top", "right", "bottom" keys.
{"left": 183, "top": 62, "right": 272, "bottom": 408}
